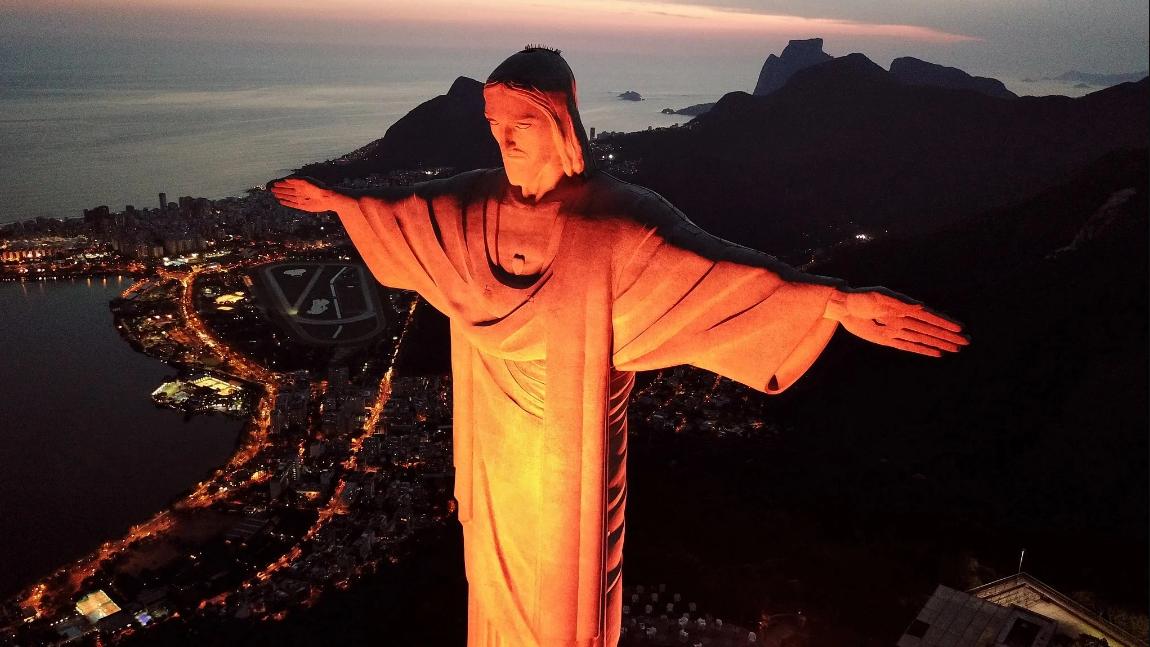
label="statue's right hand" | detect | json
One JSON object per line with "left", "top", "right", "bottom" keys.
{"left": 269, "top": 177, "right": 342, "bottom": 213}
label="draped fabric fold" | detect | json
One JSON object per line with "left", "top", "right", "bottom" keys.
{"left": 337, "top": 169, "right": 838, "bottom": 646}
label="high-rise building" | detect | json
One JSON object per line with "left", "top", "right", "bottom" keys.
{"left": 83, "top": 205, "right": 110, "bottom": 224}
{"left": 192, "top": 197, "right": 211, "bottom": 219}
{"left": 158, "top": 192, "right": 167, "bottom": 211}
{"left": 287, "top": 457, "right": 304, "bottom": 483}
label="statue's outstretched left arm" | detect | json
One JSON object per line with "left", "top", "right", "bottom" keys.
{"left": 611, "top": 184, "right": 967, "bottom": 393}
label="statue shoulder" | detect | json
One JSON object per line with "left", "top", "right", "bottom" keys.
{"left": 581, "top": 172, "right": 787, "bottom": 271}
{"left": 578, "top": 172, "right": 695, "bottom": 234}
{"left": 413, "top": 168, "right": 503, "bottom": 203}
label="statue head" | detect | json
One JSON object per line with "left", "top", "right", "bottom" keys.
{"left": 484, "top": 46, "right": 592, "bottom": 197}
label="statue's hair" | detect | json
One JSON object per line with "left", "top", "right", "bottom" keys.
{"left": 522, "top": 44, "right": 561, "bottom": 55}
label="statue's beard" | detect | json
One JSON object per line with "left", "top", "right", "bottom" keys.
{"left": 503, "top": 158, "right": 533, "bottom": 188}
{"left": 500, "top": 147, "right": 565, "bottom": 194}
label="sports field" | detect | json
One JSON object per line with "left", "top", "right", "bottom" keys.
{"left": 251, "top": 262, "right": 386, "bottom": 345}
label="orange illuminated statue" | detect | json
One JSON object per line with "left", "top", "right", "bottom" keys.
{"left": 271, "top": 46, "right": 967, "bottom": 647}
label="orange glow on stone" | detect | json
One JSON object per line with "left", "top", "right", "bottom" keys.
{"left": 270, "top": 46, "right": 965, "bottom": 647}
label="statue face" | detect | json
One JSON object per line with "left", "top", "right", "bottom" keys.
{"left": 483, "top": 84, "right": 566, "bottom": 193}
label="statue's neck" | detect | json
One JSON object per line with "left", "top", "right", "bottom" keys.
{"left": 511, "top": 167, "right": 566, "bottom": 202}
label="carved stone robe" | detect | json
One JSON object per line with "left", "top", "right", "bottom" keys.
{"left": 339, "top": 169, "right": 839, "bottom": 647}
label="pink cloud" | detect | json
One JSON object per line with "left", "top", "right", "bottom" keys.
{"left": 3, "top": 0, "right": 979, "bottom": 46}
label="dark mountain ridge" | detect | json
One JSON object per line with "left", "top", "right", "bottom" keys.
{"left": 889, "top": 56, "right": 1017, "bottom": 99}
{"left": 1053, "top": 69, "right": 1149, "bottom": 86}
{"left": 624, "top": 53, "right": 1148, "bottom": 256}
{"left": 297, "top": 76, "right": 500, "bottom": 181}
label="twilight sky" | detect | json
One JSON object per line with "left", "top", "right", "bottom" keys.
{"left": 2, "top": 0, "right": 1147, "bottom": 77}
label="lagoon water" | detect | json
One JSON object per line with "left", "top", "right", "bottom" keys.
{"left": 0, "top": 279, "right": 241, "bottom": 597}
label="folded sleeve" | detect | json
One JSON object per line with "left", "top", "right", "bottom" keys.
{"left": 611, "top": 191, "right": 840, "bottom": 394}
{"left": 334, "top": 174, "right": 482, "bottom": 310}
{"left": 340, "top": 189, "right": 432, "bottom": 293}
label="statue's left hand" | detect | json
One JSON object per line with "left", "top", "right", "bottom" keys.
{"left": 824, "top": 288, "right": 969, "bottom": 357}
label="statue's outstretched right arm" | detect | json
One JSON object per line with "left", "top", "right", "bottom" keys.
{"left": 269, "top": 177, "right": 431, "bottom": 294}
{"left": 269, "top": 177, "right": 409, "bottom": 216}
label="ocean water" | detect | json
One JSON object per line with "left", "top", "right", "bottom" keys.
{"left": 0, "top": 279, "right": 242, "bottom": 597}
{"left": 0, "top": 36, "right": 1106, "bottom": 225}
{"left": 0, "top": 37, "right": 746, "bottom": 224}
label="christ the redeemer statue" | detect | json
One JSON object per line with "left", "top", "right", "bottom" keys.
{"left": 271, "top": 46, "right": 966, "bottom": 647}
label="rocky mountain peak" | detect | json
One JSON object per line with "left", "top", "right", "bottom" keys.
{"left": 889, "top": 57, "right": 1017, "bottom": 99}
{"left": 753, "top": 38, "right": 833, "bottom": 96}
